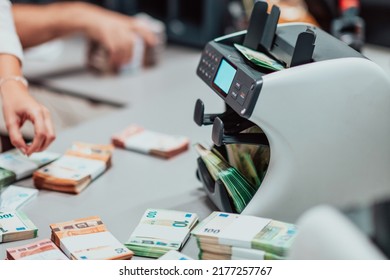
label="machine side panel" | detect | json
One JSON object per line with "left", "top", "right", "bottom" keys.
{"left": 243, "top": 57, "right": 390, "bottom": 222}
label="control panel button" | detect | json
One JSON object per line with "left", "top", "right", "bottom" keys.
{"left": 231, "top": 90, "right": 238, "bottom": 99}
{"left": 234, "top": 82, "right": 241, "bottom": 90}
{"left": 237, "top": 87, "right": 248, "bottom": 105}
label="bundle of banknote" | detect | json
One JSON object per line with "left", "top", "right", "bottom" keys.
{"left": 6, "top": 238, "right": 69, "bottom": 260}
{"left": 125, "top": 208, "right": 198, "bottom": 258}
{"left": 112, "top": 125, "right": 189, "bottom": 159}
{"left": 0, "top": 210, "right": 38, "bottom": 243}
{"left": 87, "top": 13, "right": 166, "bottom": 75}
{"left": 50, "top": 216, "right": 133, "bottom": 260}
{"left": 195, "top": 143, "right": 258, "bottom": 213}
{"left": 0, "top": 149, "right": 60, "bottom": 188}
{"left": 33, "top": 142, "right": 114, "bottom": 194}
{"left": 191, "top": 211, "right": 298, "bottom": 260}
{"left": 0, "top": 168, "right": 15, "bottom": 191}
{"left": 0, "top": 185, "right": 38, "bottom": 211}
{"left": 234, "top": 43, "right": 285, "bottom": 71}
{"left": 224, "top": 126, "right": 270, "bottom": 188}
{"left": 197, "top": 243, "right": 282, "bottom": 260}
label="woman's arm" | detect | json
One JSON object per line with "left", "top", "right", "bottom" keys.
{"left": 0, "top": 0, "right": 55, "bottom": 155}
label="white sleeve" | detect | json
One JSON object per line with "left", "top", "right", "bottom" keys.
{"left": 0, "top": 0, "right": 24, "bottom": 63}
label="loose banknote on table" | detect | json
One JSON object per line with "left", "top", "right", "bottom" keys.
{"left": 6, "top": 238, "right": 69, "bottom": 260}
{"left": 50, "top": 216, "right": 133, "bottom": 260}
{"left": 33, "top": 142, "right": 113, "bottom": 194}
{"left": 0, "top": 210, "right": 37, "bottom": 243}
{"left": 0, "top": 149, "right": 60, "bottom": 188}
{"left": 125, "top": 208, "right": 198, "bottom": 258}
{"left": 158, "top": 250, "right": 193, "bottom": 260}
{"left": 234, "top": 43, "right": 285, "bottom": 71}
{"left": 191, "top": 211, "right": 298, "bottom": 260}
{"left": 112, "top": 125, "right": 189, "bottom": 159}
{"left": 0, "top": 185, "right": 38, "bottom": 211}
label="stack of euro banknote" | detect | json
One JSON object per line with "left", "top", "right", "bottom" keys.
{"left": 191, "top": 212, "right": 298, "bottom": 260}
{"left": 0, "top": 149, "right": 60, "bottom": 189}
{"left": 112, "top": 125, "right": 189, "bottom": 159}
{"left": 195, "top": 143, "right": 259, "bottom": 213}
{"left": 50, "top": 216, "right": 133, "bottom": 260}
{"left": 6, "top": 239, "right": 69, "bottom": 260}
{"left": 0, "top": 210, "right": 37, "bottom": 244}
{"left": 33, "top": 142, "right": 113, "bottom": 194}
{"left": 125, "top": 208, "right": 198, "bottom": 258}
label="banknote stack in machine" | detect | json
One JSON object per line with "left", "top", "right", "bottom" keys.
{"left": 33, "top": 142, "right": 114, "bottom": 194}
{"left": 6, "top": 239, "right": 69, "bottom": 260}
{"left": 50, "top": 216, "right": 133, "bottom": 260}
{"left": 194, "top": 143, "right": 259, "bottom": 213}
{"left": 0, "top": 210, "right": 38, "bottom": 243}
{"left": 191, "top": 211, "right": 298, "bottom": 260}
{"left": 0, "top": 149, "right": 60, "bottom": 189}
{"left": 112, "top": 125, "right": 189, "bottom": 159}
{"left": 125, "top": 209, "right": 198, "bottom": 258}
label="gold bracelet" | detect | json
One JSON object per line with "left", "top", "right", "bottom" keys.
{"left": 0, "top": 76, "right": 29, "bottom": 89}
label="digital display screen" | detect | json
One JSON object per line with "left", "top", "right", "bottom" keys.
{"left": 213, "top": 59, "right": 236, "bottom": 95}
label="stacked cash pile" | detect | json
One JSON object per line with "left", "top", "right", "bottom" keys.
{"left": 125, "top": 209, "right": 198, "bottom": 258}
{"left": 50, "top": 216, "right": 133, "bottom": 260}
{"left": 191, "top": 212, "right": 298, "bottom": 260}
{"left": 0, "top": 210, "right": 38, "bottom": 243}
{"left": 112, "top": 125, "right": 189, "bottom": 159}
{"left": 0, "top": 149, "right": 60, "bottom": 188}
{"left": 224, "top": 127, "right": 270, "bottom": 189}
{"left": 33, "top": 142, "right": 113, "bottom": 194}
{"left": 0, "top": 169, "right": 15, "bottom": 191}
{"left": 6, "top": 239, "right": 69, "bottom": 260}
{"left": 195, "top": 143, "right": 258, "bottom": 213}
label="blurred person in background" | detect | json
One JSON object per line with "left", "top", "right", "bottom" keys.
{"left": 12, "top": 1, "right": 158, "bottom": 72}
{"left": 0, "top": 1, "right": 159, "bottom": 152}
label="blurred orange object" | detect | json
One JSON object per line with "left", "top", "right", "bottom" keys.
{"left": 266, "top": 0, "right": 319, "bottom": 26}
{"left": 243, "top": 0, "right": 319, "bottom": 26}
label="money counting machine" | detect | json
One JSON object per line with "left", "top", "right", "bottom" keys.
{"left": 194, "top": 1, "right": 390, "bottom": 222}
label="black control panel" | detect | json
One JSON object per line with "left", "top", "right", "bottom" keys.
{"left": 196, "top": 41, "right": 264, "bottom": 119}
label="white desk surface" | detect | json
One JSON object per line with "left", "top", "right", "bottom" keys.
{"left": 2, "top": 44, "right": 225, "bottom": 259}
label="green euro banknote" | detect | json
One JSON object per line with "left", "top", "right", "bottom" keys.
{"left": 0, "top": 168, "right": 16, "bottom": 191}
{"left": 234, "top": 43, "right": 284, "bottom": 71}
{"left": 196, "top": 239, "right": 283, "bottom": 260}
{"left": 191, "top": 211, "right": 297, "bottom": 257}
{"left": 125, "top": 208, "right": 198, "bottom": 258}
{"left": 195, "top": 143, "right": 258, "bottom": 213}
{"left": 0, "top": 210, "right": 38, "bottom": 243}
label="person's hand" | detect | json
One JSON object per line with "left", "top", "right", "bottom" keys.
{"left": 80, "top": 4, "right": 158, "bottom": 72}
{"left": 0, "top": 81, "right": 55, "bottom": 156}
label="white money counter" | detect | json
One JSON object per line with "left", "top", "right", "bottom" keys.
{"left": 1, "top": 35, "right": 390, "bottom": 260}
